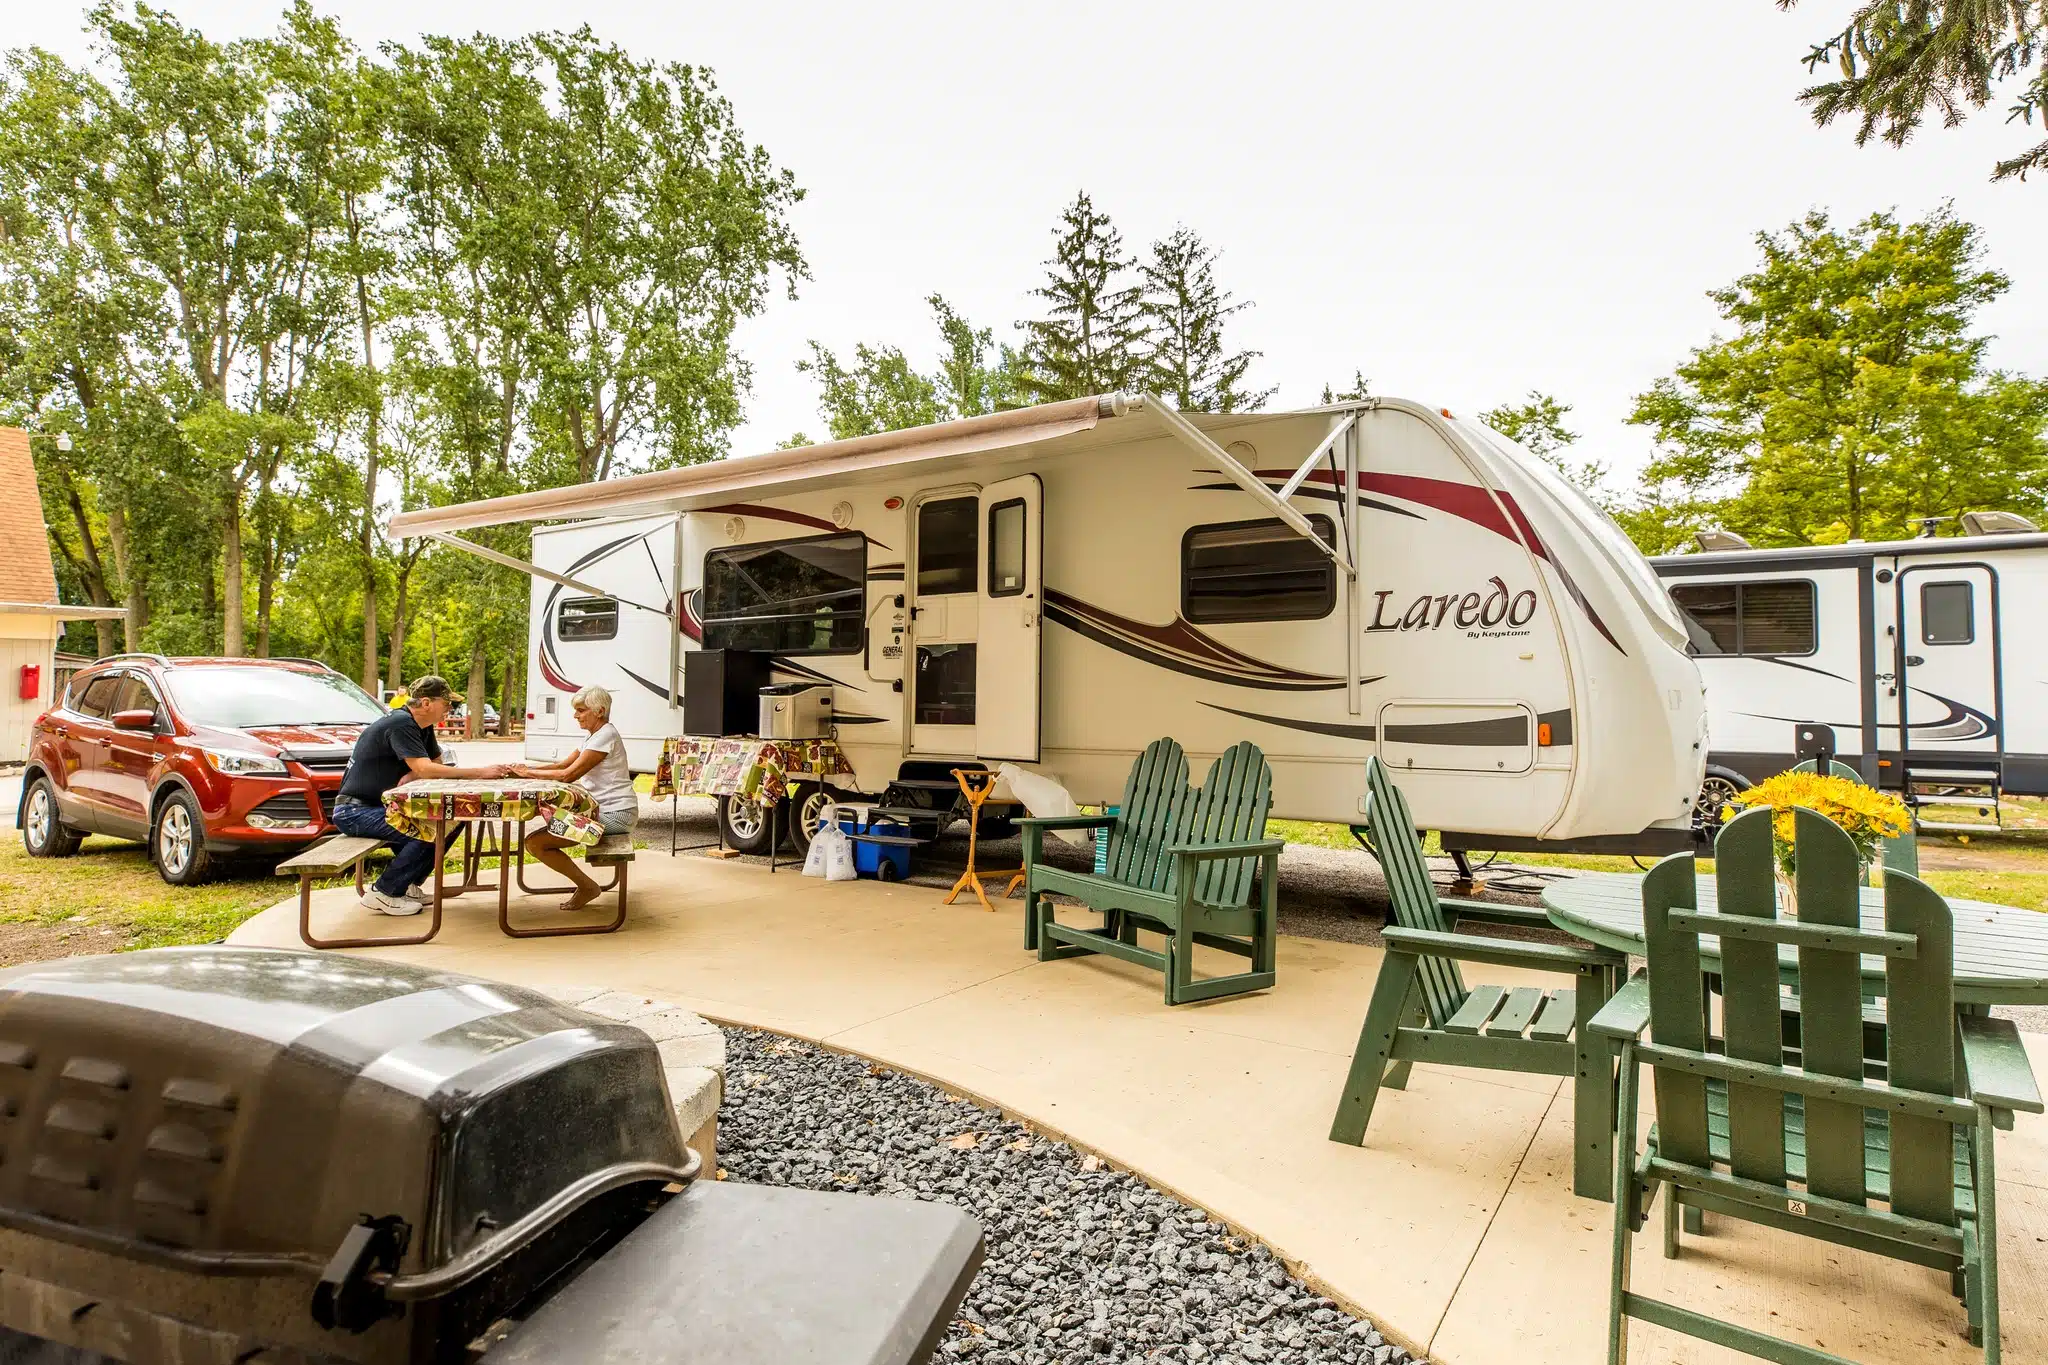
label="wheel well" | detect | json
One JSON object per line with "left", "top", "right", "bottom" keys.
{"left": 17, "top": 765, "right": 50, "bottom": 822}
{"left": 149, "top": 778, "right": 196, "bottom": 822}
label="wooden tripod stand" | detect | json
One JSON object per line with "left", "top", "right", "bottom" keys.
{"left": 942, "top": 768, "right": 1024, "bottom": 912}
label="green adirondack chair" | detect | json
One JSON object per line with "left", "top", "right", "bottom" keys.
{"left": 1788, "top": 757, "right": 1919, "bottom": 879}
{"left": 1594, "top": 805, "right": 2043, "bottom": 1364}
{"left": 1018, "top": 738, "right": 1281, "bottom": 1006}
{"left": 1329, "top": 757, "right": 1630, "bottom": 1199}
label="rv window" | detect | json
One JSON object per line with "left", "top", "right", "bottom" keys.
{"left": 988, "top": 498, "right": 1026, "bottom": 598}
{"left": 702, "top": 531, "right": 866, "bottom": 656}
{"left": 557, "top": 596, "right": 620, "bottom": 642}
{"left": 917, "top": 497, "right": 979, "bottom": 596}
{"left": 915, "top": 643, "right": 977, "bottom": 725}
{"left": 1921, "top": 581, "right": 1974, "bottom": 645}
{"left": 1669, "top": 580, "right": 1815, "bottom": 656}
{"left": 1181, "top": 516, "right": 1338, "bottom": 623}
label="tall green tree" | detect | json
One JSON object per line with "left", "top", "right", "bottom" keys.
{"left": 1782, "top": 1, "right": 2048, "bottom": 182}
{"left": 930, "top": 294, "right": 1023, "bottom": 417}
{"left": 1629, "top": 208, "right": 2048, "bottom": 546}
{"left": 1017, "top": 192, "right": 1148, "bottom": 403}
{"left": 795, "top": 295, "right": 1018, "bottom": 440}
{"left": 1139, "top": 226, "right": 1272, "bottom": 412}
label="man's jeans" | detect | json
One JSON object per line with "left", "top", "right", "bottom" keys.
{"left": 330, "top": 798, "right": 437, "bottom": 897}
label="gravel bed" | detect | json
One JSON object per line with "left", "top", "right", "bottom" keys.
{"left": 717, "top": 1027, "right": 1424, "bottom": 1365}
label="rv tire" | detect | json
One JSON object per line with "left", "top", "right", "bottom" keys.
{"left": 785, "top": 782, "right": 849, "bottom": 856}
{"left": 1695, "top": 769, "right": 1749, "bottom": 843}
{"left": 716, "top": 794, "right": 777, "bottom": 856}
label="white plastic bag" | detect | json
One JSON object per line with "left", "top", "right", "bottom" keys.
{"left": 802, "top": 804, "right": 836, "bottom": 877}
{"left": 821, "top": 824, "right": 858, "bottom": 881}
{"left": 995, "top": 763, "right": 1091, "bottom": 846}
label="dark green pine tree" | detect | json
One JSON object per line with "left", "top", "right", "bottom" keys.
{"left": 1017, "top": 192, "right": 1149, "bottom": 403}
{"left": 1140, "top": 226, "right": 1274, "bottom": 412}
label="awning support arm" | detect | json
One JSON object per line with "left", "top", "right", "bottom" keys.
{"left": 1143, "top": 394, "right": 1356, "bottom": 576}
{"left": 425, "top": 532, "right": 673, "bottom": 618}
{"left": 1276, "top": 413, "right": 1358, "bottom": 506}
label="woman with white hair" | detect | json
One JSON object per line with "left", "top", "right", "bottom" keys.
{"left": 513, "top": 685, "right": 637, "bottom": 910}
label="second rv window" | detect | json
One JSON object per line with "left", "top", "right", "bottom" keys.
{"left": 1669, "top": 580, "right": 1816, "bottom": 656}
{"left": 557, "top": 596, "right": 620, "bottom": 641}
{"left": 1181, "top": 516, "right": 1338, "bottom": 623}
{"left": 917, "top": 497, "right": 979, "bottom": 596}
{"left": 1921, "top": 581, "right": 1974, "bottom": 645}
{"left": 701, "top": 531, "right": 866, "bottom": 656}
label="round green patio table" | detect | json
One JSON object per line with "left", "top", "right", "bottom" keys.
{"left": 1542, "top": 871, "right": 2048, "bottom": 1006}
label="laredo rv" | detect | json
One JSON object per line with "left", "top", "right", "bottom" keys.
{"left": 394, "top": 394, "right": 1707, "bottom": 856}
{"left": 1652, "top": 516, "right": 2048, "bottom": 822}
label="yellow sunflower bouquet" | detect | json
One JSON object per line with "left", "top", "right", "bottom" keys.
{"left": 1724, "top": 771, "right": 1911, "bottom": 877}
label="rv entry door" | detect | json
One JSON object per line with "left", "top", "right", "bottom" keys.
{"left": 1896, "top": 563, "right": 2000, "bottom": 763}
{"left": 976, "top": 475, "right": 1043, "bottom": 762}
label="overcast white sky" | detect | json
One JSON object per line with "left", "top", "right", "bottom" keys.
{"left": 14, "top": 2, "right": 2046, "bottom": 481}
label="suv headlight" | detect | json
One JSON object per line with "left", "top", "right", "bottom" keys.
{"left": 202, "top": 749, "right": 287, "bottom": 776}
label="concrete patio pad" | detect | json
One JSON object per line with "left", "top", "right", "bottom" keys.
{"left": 230, "top": 852, "right": 2048, "bottom": 1363}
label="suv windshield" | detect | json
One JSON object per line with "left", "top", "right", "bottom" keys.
{"left": 164, "top": 666, "right": 385, "bottom": 728}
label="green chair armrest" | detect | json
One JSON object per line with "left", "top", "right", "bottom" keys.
{"left": 1165, "top": 839, "right": 1285, "bottom": 862}
{"left": 1439, "top": 900, "right": 1556, "bottom": 930}
{"left": 1960, "top": 1013, "right": 2045, "bottom": 1115}
{"left": 1380, "top": 925, "right": 1623, "bottom": 974}
{"left": 1014, "top": 814, "right": 1118, "bottom": 831}
{"left": 1590, "top": 973, "right": 1651, "bottom": 1043}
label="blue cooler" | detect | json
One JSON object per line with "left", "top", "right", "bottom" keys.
{"left": 837, "top": 809, "right": 916, "bottom": 881}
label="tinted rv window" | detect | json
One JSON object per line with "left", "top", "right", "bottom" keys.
{"left": 557, "top": 596, "right": 619, "bottom": 641}
{"left": 917, "top": 497, "right": 979, "bottom": 596}
{"left": 1181, "top": 516, "right": 1338, "bottom": 623}
{"left": 1669, "top": 580, "right": 1815, "bottom": 656}
{"left": 702, "top": 531, "right": 866, "bottom": 656}
{"left": 1921, "top": 581, "right": 1974, "bottom": 645}
{"left": 988, "top": 498, "right": 1026, "bottom": 597}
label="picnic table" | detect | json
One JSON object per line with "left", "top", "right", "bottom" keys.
{"left": 1543, "top": 870, "right": 2048, "bottom": 1005}
{"left": 651, "top": 735, "right": 856, "bottom": 867}
{"left": 386, "top": 778, "right": 607, "bottom": 933}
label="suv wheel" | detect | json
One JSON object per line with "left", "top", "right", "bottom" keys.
{"left": 153, "top": 790, "right": 214, "bottom": 886}
{"left": 21, "top": 777, "right": 84, "bottom": 857}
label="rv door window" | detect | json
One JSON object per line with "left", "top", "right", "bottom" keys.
{"left": 557, "top": 596, "right": 620, "bottom": 641}
{"left": 988, "top": 498, "right": 1026, "bottom": 597}
{"left": 915, "top": 643, "right": 978, "bottom": 725}
{"left": 1920, "top": 581, "right": 1974, "bottom": 645}
{"left": 702, "top": 531, "right": 866, "bottom": 656}
{"left": 1669, "top": 580, "right": 1815, "bottom": 656}
{"left": 1181, "top": 516, "right": 1337, "bottom": 623}
{"left": 917, "top": 497, "right": 979, "bottom": 596}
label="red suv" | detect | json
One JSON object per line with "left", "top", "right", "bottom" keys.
{"left": 17, "top": 654, "right": 385, "bottom": 885}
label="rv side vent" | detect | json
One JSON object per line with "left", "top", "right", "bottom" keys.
{"left": 1694, "top": 529, "right": 1752, "bottom": 553}
{"left": 1960, "top": 510, "right": 2039, "bottom": 536}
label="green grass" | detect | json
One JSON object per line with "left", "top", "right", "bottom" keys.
{"left": 0, "top": 836, "right": 301, "bottom": 951}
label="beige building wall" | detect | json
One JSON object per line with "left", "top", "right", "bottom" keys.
{"left": 0, "top": 614, "right": 61, "bottom": 764}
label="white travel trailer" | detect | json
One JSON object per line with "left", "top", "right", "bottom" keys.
{"left": 394, "top": 394, "right": 1707, "bottom": 856}
{"left": 1652, "top": 518, "right": 2048, "bottom": 822}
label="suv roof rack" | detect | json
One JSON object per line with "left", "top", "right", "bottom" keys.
{"left": 269, "top": 657, "right": 336, "bottom": 670}
{"left": 96, "top": 652, "right": 171, "bottom": 667}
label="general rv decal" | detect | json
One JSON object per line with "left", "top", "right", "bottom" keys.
{"left": 1366, "top": 576, "right": 1539, "bottom": 638}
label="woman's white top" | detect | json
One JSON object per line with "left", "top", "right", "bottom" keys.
{"left": 577, "top": 722, "right": 638, "bottom": 815}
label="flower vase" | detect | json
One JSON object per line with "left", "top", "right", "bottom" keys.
{"left": 1775, "top": 867, "right": 1798, "bottom": 920}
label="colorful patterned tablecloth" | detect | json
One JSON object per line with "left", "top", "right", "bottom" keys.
{"left": 651, "top": 736, "right": 856, "bottom": 803}
{"left": 383, "top": 779, "right": 606, "bottom": 849}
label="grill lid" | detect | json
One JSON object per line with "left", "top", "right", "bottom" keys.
{"left": 0, "top": 948, "right": 690, "bottom": 1289}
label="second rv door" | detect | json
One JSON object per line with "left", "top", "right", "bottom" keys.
{"left": 1895, "top": 562, "right": 2000, "bottom": 762}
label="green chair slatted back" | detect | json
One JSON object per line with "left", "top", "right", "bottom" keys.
{"left": 1184, "top": 742, "right": 1274, "bottom": 907}
{"left": 1363, "top": 757, "right": 1466, "bottom": 1027}
{"left": 1643, "top": 805, "right": 1958, "bottom": 1218}
{"left": 1104, "top": 738, "right": 1193, "bottom": 894}
{"left": 1788, "top": 757, "right": 1919, "bottom": 878}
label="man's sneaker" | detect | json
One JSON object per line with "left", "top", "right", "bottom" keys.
{"left": 362, "top": 890, "right": 423, "bottom": 917}
{"left": 403, "top": 884, "right": 433, "bottom": 904}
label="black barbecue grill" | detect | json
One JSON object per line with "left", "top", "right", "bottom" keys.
{"left": 0, "top": 949, "right": 982, "bottom": 1365}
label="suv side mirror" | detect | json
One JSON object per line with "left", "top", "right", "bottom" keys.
{"left": 112, "top": 708, "right": 158, "bottom": 732}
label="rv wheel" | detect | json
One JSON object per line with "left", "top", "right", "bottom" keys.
{"left": 783, "top": 783, "right": 848, "bottom": 855}
{"left": 716, "top": 795, "right": 778, "bottom": 856}
{"left": 1694, "top": 771, "right": 1747, "bottom": 841}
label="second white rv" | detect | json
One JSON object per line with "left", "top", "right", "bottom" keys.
{"left": 403, "top": 393, "right": 1708, "bottom": 856}
{"left": 1653, "top": 519, "right": 2048, "bottom": 821}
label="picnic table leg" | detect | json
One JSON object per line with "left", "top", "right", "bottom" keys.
{"left": 1573, "top": 962, "right": 1619, "bottom": 1201}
